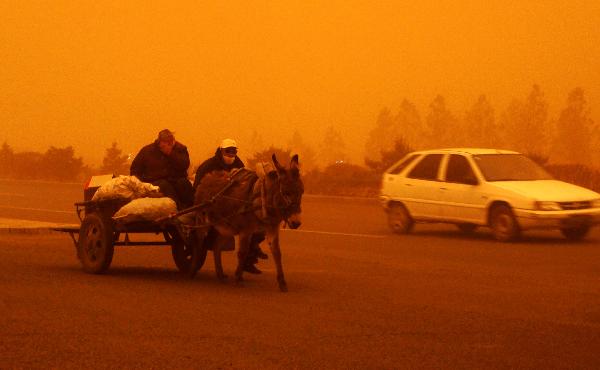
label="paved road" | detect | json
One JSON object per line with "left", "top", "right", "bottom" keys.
{"left": 1, "top": 179, "right": 600, "bottom": 368}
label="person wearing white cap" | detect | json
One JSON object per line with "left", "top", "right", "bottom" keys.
{"left": 193, "top": 138, "right": 267, "bottom": 274}
{"left": 193, "top": 138, "right": 243, "bottom": 187}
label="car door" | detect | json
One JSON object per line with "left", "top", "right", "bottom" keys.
{"left": 381, "top": 153, "right": 420, "bottom": 199}
{"left": 439, "top": 154, "right": 487, "bottom": 223}
{"left": 403, "top": 153, "right": 444, "bottom": 219}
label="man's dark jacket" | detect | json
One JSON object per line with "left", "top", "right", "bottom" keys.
{"left": 130, "top": 140, "right": 190, "bottom": 182}
{"left": 193, "top": 147, "right": 244, "bottom": 188}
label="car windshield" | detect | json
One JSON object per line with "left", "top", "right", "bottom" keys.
{"left": 473, "top": 154, "right": 553, "bottom": 181}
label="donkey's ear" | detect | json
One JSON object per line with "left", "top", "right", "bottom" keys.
{"left": 290, "top": 154, "right": 299, "bottom": 169}
{"left": 290, "top": 154, "right": 300, "bottom": 178}
{"left": 272, "top": 153, "right": 284, "bottom": 172}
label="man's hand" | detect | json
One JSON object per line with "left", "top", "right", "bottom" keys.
{"left": 159, "top": 139, "right": 175, "bottom": 155}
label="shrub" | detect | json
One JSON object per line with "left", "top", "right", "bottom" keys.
{"left": 304, "top": 162, "right": 380, "bottom": 197}
{"left": 546, "top": 164, "right": 600, "bottom": 193}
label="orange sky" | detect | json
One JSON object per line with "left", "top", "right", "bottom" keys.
{"left": 1, "top": 1, "right": 599, "bottom": 166}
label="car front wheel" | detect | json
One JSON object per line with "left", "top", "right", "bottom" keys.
{"left": 490, "top": 205, "right": 520, "bottom": 242}
{"left": 387, "top": 203, "right": 413, "bottom": 234}
{"left": 561, "top": 226, "right": 590, "bottom": 241}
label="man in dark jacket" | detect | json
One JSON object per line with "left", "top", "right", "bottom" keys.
{"left": 193, "top": 138, "right": 244, "bottom": 188}
{"left": 130, "top": 129, "right": 194, "bottom": 210}
{"left": 194, "top": 138, "right": 267, "bottom": 274}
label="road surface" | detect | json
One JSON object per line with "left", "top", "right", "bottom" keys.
{"left": 1, "top": 178, "right": 600, "bottom": 368}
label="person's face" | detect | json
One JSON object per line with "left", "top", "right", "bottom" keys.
{"left": 221, "top": 147, "right": 237, "bottom": 165}
{"left": 159, "top": 138, "right": 175, "bottom": 155}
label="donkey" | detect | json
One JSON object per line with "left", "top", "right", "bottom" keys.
{"left": 194, "top": 154, "right": 303, "bottom": 292}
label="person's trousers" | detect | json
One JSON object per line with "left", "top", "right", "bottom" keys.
{"left": 152, "top": 178, "right": 194, "bottom": 210}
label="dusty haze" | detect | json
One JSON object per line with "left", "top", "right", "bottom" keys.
{"left": 1, "top": 1, "right": 599, "bottom": 166}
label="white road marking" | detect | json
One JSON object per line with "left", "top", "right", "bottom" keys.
{"left": 0, "top": 193, "right": 26, "bottom": 197}
{"left": 0, "top": 205, "right": 73, "bottom": 214}
{"left": 283, "top": 229, "right": 385, "bottom": 238}
{"left": 0, "top": 205, "right": 386, "bottom": 238}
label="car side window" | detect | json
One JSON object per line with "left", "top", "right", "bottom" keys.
{"left": 389, "top": 154, "right": 418, "bottom": 175}
{"left": 446, "top": 155, "right": 478, "bottom": 185}
{"left": 407, "top": 154, "right": 442, "bottom": 180}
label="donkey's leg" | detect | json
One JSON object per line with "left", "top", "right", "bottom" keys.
{"left": 267, "top": 229, "right": 287, "bottom": 292}
{"left": 235, "top": 232, "right": 251, "bottom": 284}
{"left": 212, "top": 235, "right": 229, "bottom": 281}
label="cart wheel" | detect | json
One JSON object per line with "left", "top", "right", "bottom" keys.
{"left": 168, "top": 228, "right": 194, "bottom": 273}
{"left": 78, "top": 213, "right": 115, "bottom": 274}
{"left": 189, "top": 230, "right": 208, "bottom": 279}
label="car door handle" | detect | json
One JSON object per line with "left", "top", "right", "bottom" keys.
{"left": 439, "top": 187, "right": 448, "bottom": 190}
{"left": 404, "top": 183, "right": 413, "bottom": 186}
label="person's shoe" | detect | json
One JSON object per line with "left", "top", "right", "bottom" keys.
{"left": 257, "top": 248, "right": 268, "bottom": 260}
{"left": 244, "top": 264, "right": 262, "bottom": 274}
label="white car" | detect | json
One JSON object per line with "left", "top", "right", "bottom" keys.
{"left": 379, "top": 148, "right": 600, "bottom": 241}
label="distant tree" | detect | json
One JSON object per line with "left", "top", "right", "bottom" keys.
{"left": 498, "top": 99, "right": 521, "bottom": 149}
{"left": 554, "top": 87, "right": 595, "bottom": 164}
{"left": 248, "top": 129, "right": 265, "bottom": 157}
{"left": 100, "top": 142, "right": 130, "bottom": 176}
{"left": 0, "top": 142, "right": 14, "bottom": 177}
{"left": 40, "top": 146, "right": 84, "bottom": 181}
{"left": 501, "top": 84, "right": 549, "bottom": 155}
{"left": 592, "top": 125, "right": 600, "bottom": 169}
{"left": 319, "top": 125, "right": 346, "bottom": 166}
{"left": 365, "top": 107, "right": 398, "bottom": 162}
{"left": 12, "top": 152, "right": 44, "bottom": 179}
{"left": 425, "top": 95, "right": 459, "bottom": 148}
{"left": 80, "top": 164, "right": 97, "bottom": 181}
{"left": 246, "top": 145, "right": 292, "bottom": 171}
{"left": 287, "top": 130, "right": 316, "bottom": 171}
{"left": 395, "top": 99, "right": 423, "bottom": 149}
{"left": 463, "top": 95, "right": 497, "bottom": 148}
{"left": 365, "top": 136, "right": 413, "bottom": 173}
{"left": 526, "top": 152, "right": 550, "bottom": 167}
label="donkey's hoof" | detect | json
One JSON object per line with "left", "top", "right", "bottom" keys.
{"left": 278, "top": 282, "right": 288, "bottom": 292}
{"left": 217, "top": 274, "right": 228, "bottom": 282}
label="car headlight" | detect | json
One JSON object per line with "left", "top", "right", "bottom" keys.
{"left": 592, "top": 199, "right": 600, "bottom": 209}
{"left": 535, "top": 201, "right": 562, "bottom": 211}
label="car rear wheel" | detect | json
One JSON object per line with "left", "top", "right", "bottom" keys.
{"left": 387, "top": 203, "right": 413, "bottom": 234}
{"left": 490, "top": 205, "right": 520, "bottom": 242}
{"left": 561, "top": 226, "right": 590, "bottom": 241}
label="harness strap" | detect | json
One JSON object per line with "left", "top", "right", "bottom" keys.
{"left": 260, "top": 177, "right": 267, "bottom": 219}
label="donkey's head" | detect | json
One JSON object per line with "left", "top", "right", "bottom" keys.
{"left": 270, "top": 153, "right": 304, "bottom": 229}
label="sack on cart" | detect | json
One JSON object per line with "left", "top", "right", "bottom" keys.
{"left": 92, "top": 175, "right": 161, "bottom": 201}
{"left": 112, "top": 197, "right": 177, "bottom": 224}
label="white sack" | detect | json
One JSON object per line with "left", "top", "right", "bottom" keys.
{"left": 92, "top": 175, "right": 161, "bottom": 201}
{"left": 112, "top": 197, "right": 177, "bottom": 224}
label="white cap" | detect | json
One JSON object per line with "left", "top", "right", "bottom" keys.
{"left": 220, "top": 138, "right": 237, "bottom": 149}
